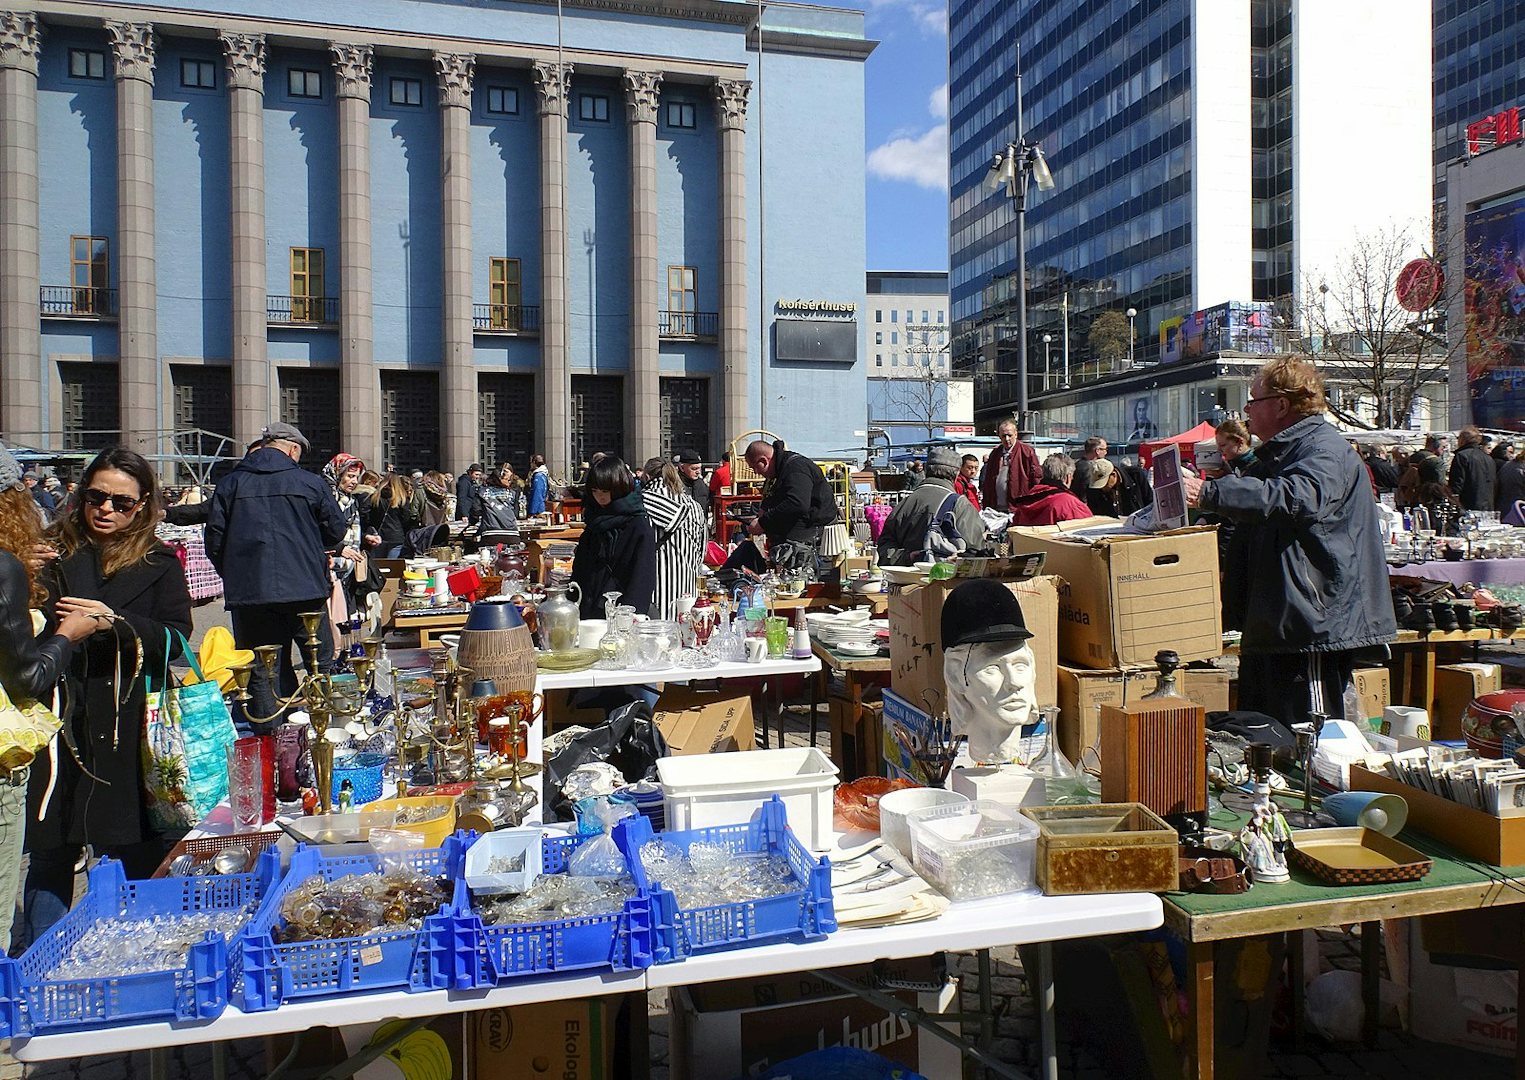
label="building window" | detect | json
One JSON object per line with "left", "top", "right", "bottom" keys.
{"left": 486, "top": 86, "right": 518, "bottom": 115}
{"left": 666, "top": 101, "right": 696, "bottom": 129}
{"left": 290, "top": 247, "right": 325, "bottom": 322}
{"left": 389, "top": 77, "right": 422, "bottom": 107}
{"left": 890, "top": 332, "right": 898, "bottom": 345}
{"left": 874, "top": 331, "right": 882, "bottom": 345}
{"left": 937, "top": 309, "right": 945, "bottom": 323}
{"left": 488, "top": 257, "right": 522, "bottom": 329}
{"left": 70, "top": 235, "right": 108, "bottom": 314}
{"left": 875, "top": 355, "right": 882, "bottom": 366}
{"left": 579, "top": 94, "right": 609, "bottom": 122}
{"left": 922, "top": 310, "right": 929, "bottom": 322}
{"left": 180, "top": 58, "right": 216, "bottom": 90}
{"left": 906, "top": 310, "right": 913, "bottom": 324}
{"left": 890, "top": 310, "right": 897, "bottom": 323}
{"left": 875, "top": 310, "right": 882, "bottom": 323}
{"left": 288, "top": 68, "right": 322, "bottom": 98}
{"left": 68, "top": 48, "right": 105, "bottom": 80}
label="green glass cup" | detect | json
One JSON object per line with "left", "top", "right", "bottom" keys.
{"left": 764, "top": 616, "right": 789, "bottom": 659}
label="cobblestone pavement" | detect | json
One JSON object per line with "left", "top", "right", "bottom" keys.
{"left": 0, "top": 673, "right": 1517, "bottom": 1078}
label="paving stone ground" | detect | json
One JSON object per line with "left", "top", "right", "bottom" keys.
{"left": 0, "top": 652, "right": 1517, "bottom": 1078}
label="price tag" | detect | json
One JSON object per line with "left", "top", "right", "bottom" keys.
{"left": 359, "top": 944, "right": 384, "bottom": 967}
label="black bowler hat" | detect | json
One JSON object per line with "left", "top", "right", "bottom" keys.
{"left": 940, "top": 579, "right": 1033, "bottom": 650}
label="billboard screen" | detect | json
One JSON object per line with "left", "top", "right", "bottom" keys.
{"left": 1159, "top": 301, "right": 1274, "bottom": 364}
{"left": 1464, "top": 195, "right": 1525, "bottom": 432}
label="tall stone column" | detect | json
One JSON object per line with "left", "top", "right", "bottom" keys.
{"left": 533, "top": 61, "right": 571, "bottom": 476}
{"left": 624, "top": 70, "right": 661, "bottom": 460}
{"left": 331, "top": 44, "right": 379, "bottom": 467}
{"left": 222, "top": 32, "right": 267, "bottom": 450}
{"left": 107, "top": 21, "right": 157, "bottom": 454}
{"left": 714, "top": 79, "right": 750, "bottom": 444}
{"left": 0, "top": 13, "right": 41, "bottom": 444}
{"left": 436, "top": 52, "right": 475, "bottom": 473}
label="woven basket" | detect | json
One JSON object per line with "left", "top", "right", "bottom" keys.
{"left": 456, "top": 623, "right": 538, "bottom": 696}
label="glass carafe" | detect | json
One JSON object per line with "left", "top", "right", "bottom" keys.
{"left": 597, "top": 606, "right": 636, "bottom": 669}
{"left": 537, "top": 579, "right": 583, "bottom": 654}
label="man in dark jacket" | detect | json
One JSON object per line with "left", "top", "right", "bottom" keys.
{"left": 455, "top": 463, "right": 484, "bottom": 524}
{"left": 1499, "top": 452, "right": 1525, "bottom": 514}
{"left": 1449, "top": 426, "right": 1497, "bottom": 511}
{"left": 677, "top": 449, "right": 710, "bottom": 517}
{"left": 877, "top": 447, "right": 986, "bottom": 564}
{"left": 743, "top": 438, "right": 838, "bottom": 575}
{"left": 206, "top": 422, "right": 347, "bottom": 728}
{"left": 979, "top": 419, "right": 1041, "bottom": 511}
{"left": 1184, "top": 359, "right": 1395, "bottom": 728}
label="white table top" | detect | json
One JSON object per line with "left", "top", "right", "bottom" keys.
{"left": 537, "top": 655, "right": 820, "bottom": 691}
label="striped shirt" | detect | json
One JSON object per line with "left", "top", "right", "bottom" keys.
{"left": 642, "top": 484, "right": 707, "bottom": 621}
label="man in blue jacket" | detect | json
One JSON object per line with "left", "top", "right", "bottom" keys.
{"left": 1185, "top": 359, "right": 1396, "bottom": 727}
{"left": 206, "top": 422, "right": 348, "bottom": 728}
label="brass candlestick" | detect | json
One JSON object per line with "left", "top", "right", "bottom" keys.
{"left": 309, "top": 704, "right": 335, "bottom": 814}
{"left": 232, "top": 612, "right": 332, "bottom": 726}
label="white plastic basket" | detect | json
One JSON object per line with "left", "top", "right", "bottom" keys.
{"left": 907, "top": 799, "right": 1040, "bottom": 901}
{"left": 656, "top": 747, "right": 839, "bottom": 851}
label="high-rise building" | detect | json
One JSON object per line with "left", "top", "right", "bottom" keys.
{"left": 950, "top": 0, "right": 1431, "bottom": 429}
{"left": 864, "top": 271, "right": 970, "bottom": 455}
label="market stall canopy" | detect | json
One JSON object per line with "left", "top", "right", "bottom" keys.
{"left": 1138, "top": 421, "right": 1217, "bottom": 468}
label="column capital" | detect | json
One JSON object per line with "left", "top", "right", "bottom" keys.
{"left": 0, "top": 12, "right": 41, "bottom": 75}
{"left": 532, "top": 61, "right": 573, "bottom": 116}
{"left": 106, "top": 21, "right": 155, "bottom": 84}
{"left": 220, "top": 32, "right": 266, "bottom": 93}
{"left": 623, "top": 69, "right": 662, "bottom": 125}
{"left": 714, "top": 78, "right": 750, "bottom": 131}
{"left": 434, "top": 52, "right": 474, "bottom": 110}
{"left": 329, "top": 42, "right": 373, "bottom": 101}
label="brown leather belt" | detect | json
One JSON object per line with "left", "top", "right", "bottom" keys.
{"left": 1178, "top": 845, "right": 1253, "bottom": 894}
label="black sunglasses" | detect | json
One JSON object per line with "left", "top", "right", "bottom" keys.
{"left": 83, "top": 488, "right": 141, "bottom": 513}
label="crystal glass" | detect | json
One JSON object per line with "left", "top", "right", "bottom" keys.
{"left": 226, "top": 736, "right": 275, "bottom": 829}
{"left": 631, "top": 620, "right": 680, "bottom": 669}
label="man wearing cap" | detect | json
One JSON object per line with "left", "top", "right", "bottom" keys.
{"left": 455, "top": 463, "right": 484, "bottom": 524}
{"left": 206, "top": 422, "right": 348, "bottom": 729}
{"left": 675, "top": 450, "right": 710, "bottom": 516}
{"left": 876, "top": 447, "right": 985, "bottom": 566}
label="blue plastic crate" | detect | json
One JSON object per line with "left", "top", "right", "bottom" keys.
{"left": 238, "top": 833, "right": 471, "bottom": 1011}
{"left": 442, "top": 826, "right": 657, "bottom": 989}
{"left": 0, "top": 851, "right": 277, "bottom": 1037}
{"left": 627, "top": 795, "right": 835, "bottom": 962}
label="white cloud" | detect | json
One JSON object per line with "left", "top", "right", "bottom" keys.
{"left": 928, "top": 82, "right": 948, "bottom": 120}
{"left": 863, "top": 0, "right": 946, "bottom": 38}
{"left": 867, "top": 123, "right": 948, "bottom": 190}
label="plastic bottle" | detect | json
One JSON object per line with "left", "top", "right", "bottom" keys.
{"left": 1343, "top": 683, "right": 1367, "bottom": 728}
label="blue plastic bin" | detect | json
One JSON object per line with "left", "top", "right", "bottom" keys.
{"left": 238, "top": 833, "right": 471, "bottom": 1011}
{"left": 627, "top": 795, "right": 835, "bottom": 962}
{"left": 0, "top": 851, "right": 277, "bottom": 1037}
{"left": 442, "top": 826, "right": 657, "bottom": 989}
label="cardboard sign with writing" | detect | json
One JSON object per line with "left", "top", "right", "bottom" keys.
{"left": 470, "top": 999, "right": 617, "bottom": 1080}
{"left": 653, "top": 689, "right": 755, "bottom": 754}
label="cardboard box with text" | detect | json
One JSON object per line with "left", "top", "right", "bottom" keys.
{"left": 653, "top": 688, "right": 755, "bottom": 754}
{"left": 471, "top": 998, "right": 618, "bottom": 1080}
{"left": 1432, "top": 663, "right": 1501, "bottom": 741}
{"left": 1056, "top": 664, "right": 1229, "bottom": 762}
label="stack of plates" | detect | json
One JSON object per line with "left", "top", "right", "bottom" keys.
{"left": 806, "top": 609, "right": 874, "bottom": 647}
{"left": 878, "top": 565, "right": 926, "bottom": 585}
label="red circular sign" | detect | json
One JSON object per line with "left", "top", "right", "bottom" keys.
{"left": 1396, "top": 258, "right": 1444, "bottom": 312}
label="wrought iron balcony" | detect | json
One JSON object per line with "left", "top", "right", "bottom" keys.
{"left": 472, "top": 304, "right": 541, "bottom": 335}
{"left": 268, "top": 295, "right": 339, "bottom": 326}
{"left": 40, "top": 285, "right": 117, "bottom": 319}
{"left": 659, "top": 310, "right": 718, "bottom": 339}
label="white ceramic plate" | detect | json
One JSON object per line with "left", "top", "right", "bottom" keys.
{"left": 879, "top": 565, "right": 925, "bottom": 585}
{"left": 835, "top": 640, "right": 880, "bottom": 656}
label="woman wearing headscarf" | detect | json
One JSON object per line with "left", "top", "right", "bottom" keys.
{"left": 0, "top": 447, "right": 95, "bottom": 951}
{"left": 324, "top": 453, "right": 377, "bottom": 619}
{"left": 25, "top": 447, "right": 192, "bottom": 944}
{"left": 641, "top": 457, "right": 707, "bottom": 621}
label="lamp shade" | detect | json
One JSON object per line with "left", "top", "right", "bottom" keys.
{"left": 820, "top": 523, "right": 850, "bottom": 559}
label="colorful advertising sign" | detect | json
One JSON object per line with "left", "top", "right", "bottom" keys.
{"left": 1159, "top": 301, "right": 1275, "bottom": 364}
{"left": 1463, "top": 195, "right": 1525, "bottom": 433}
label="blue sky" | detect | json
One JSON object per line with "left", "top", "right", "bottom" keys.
{"left": 836, "top": 0, "right": 950, "bottom": 272}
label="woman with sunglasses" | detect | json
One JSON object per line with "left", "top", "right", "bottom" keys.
{"left": 0, "top": 447, "right": 96, "bottom": 952}
{"left": 22, "top": 447, "right": 192, "bottom": 945}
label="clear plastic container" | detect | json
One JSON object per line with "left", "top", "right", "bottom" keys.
{"left": 907, "top": 799, "right": 1040, "bottom": 901}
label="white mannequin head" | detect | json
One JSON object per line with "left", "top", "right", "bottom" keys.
{"left": 943, "top": 640, "right": 1039, "bottom": 763}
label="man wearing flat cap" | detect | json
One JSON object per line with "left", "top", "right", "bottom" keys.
{"left": 675, "top": 449, "right": 710, "bottom": 517}
{"left": 206, "top": 421, "right": 347, "bottom": 729}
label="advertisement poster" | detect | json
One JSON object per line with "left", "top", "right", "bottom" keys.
{"left": 1464, "top": 195, "right": 1525, "bottom": 432}
{"left": 1127, "top": 396, "right": 1157, "bottom": 442}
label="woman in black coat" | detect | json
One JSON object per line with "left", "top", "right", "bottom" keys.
{"left": 24, "top": 447, "right": 192, "bottom": 945}
{"left": 570, "top": 456, "right": 656, "bottom": 618}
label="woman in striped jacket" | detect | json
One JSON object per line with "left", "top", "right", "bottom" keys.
{"left": 641, "top": 457, "right": 707, "bottom": 622}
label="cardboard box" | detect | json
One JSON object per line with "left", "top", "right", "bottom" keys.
{"left": 685, "top": 955, "right": 949, "bottom": 1011}
{"left": 471, "top": 998, "right": 618, "bottom": 1080}
{"left": 669, "top": 976, "right": 959, "bottom": 1080}
{"left": 1410, "top": 924, "right": 1518, "bottom": 1057}
{"left": 652, "top": 688, "right": 754, "bottom": 754}
{"left": 1352, "top": 666, "right": 1391, "bottom": 724}
{"left": 545, "top": 687, "right": 612, "bottom": 732}
{"left": 882, "top": 687, "right": 974, "bottom": 782}
{"left": 1011, "top": 522, "right": 1221, "bottom": 669}
{"left": 889, "top": 574, "right": 1059, "bottom": 713}
{"left": 1055, "top": 664, "right": 1229, "bottom": 762}
{"left": 828, "top": 694, "right": 884, "bottom": 782}
{"left": 1432, "top": 663, "right": 1502, "bottom": 740}
{"left": 1350, "top": 764, "right": 1525, "bottom": 865}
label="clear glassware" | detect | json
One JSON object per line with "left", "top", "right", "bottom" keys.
{"left": 632, "top": 621, "right": 680, "bottom": 669}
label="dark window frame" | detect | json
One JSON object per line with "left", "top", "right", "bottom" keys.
{"left": 485, "top": 85, "right": 519, "bottom": 116}
{"left": 665, "top": 101, "right": 696, "bottom": 129}
{"left": 288, "top": 67, "right": 322, "bottom": 99}
{"left": 179, "top": 57, "right": 217, "bottom": 90}
{"left": 578, "top": 93, "right": 610, "bottom": 122}
{"left": 389, "top": 76, "right": 423, "bottom": 108}
{"left": 67, "top": 48, "right": 105, "bottom": 80}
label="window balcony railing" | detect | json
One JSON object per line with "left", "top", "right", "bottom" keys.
{"left": 472, "top": 304, "right": 541, "bottom": 335}
{"left": 40, "top": 285, "right": 117, "bottom": 319}
{"left": 659, "top": 310, "right": 718, "bottom": 339}
{"left": 268, "top": 295, "right": 339, "bottom": 326}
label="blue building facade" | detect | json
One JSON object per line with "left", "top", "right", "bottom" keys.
{"left": 1, "top": 0, "right": 871, "bottom": 475}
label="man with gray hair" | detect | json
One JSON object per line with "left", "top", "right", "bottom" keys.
{"left": 876, "top": 447, "right": 986, "bottom": 565}
{"left": 1009, "top": 453, "right": 1093, "bottom": 526}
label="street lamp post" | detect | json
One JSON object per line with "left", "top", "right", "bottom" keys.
{"left": 1042, "top": 333, "right": 1052, "bottom": 389}
{"left": 987, "top": 50, "right": 1054, "bottom": 432}
{"left": 1126, "top": 306, "right": 1137, "bottom": 369}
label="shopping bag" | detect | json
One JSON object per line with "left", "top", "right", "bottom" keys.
{"left": 143, "top": 630, "right": 237, "bottom": 831}
{"left": 0, "top": 616, "right": 61, "bottom": 772}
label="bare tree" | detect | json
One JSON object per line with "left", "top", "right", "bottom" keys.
{"left": 877, "top": 324, "right": 958, "bottom": 441}
{"left": 1296, "top": 223, "right": 1459, "bottom": 430}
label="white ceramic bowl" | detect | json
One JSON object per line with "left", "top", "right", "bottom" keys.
{"left": 879, "top": 565, "right": 924, "bottom": 585}
{"left": 877, "top": 787, "right": 969, "bottom": 859}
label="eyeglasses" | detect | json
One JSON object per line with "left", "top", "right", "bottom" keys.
{"left": 1245, "top": 394, "right": 1284, "bottom": 408}
{"left": 83, "top": 488, "right": 141, "bottom": 513}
